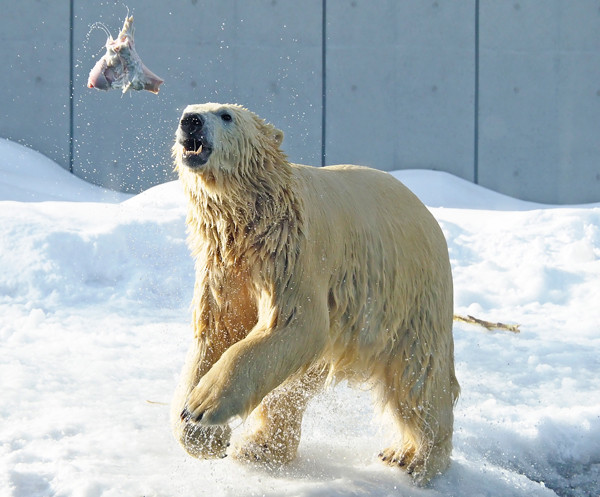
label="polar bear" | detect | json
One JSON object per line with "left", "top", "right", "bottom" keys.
{"left": 170, "top": 103, "right": 460, "bottom": 484}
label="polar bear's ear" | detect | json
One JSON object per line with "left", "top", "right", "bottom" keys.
{"left": 272, "top": 128, "right": 284, "bottom": 147}
{"left": 263, "top": 122, "right": 284, "bottom": 147}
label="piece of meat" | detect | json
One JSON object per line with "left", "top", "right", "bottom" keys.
{"left": 87, "top": 15, "right": 163, "bottom": 94}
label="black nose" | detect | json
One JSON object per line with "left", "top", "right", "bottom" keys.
{"left": 180, "top": 113, "right": 204, "bottom": 134}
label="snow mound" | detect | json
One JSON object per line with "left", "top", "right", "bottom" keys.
{"left": 1, "top": 141, "right": 599, "bottom": 497}
{"left": 392, "top": 169, "right": 544, "bottom": 210}
{"left": 0, "top": 138, "right": 130, "bottom": 202}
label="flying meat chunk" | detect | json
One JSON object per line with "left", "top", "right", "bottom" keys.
{"left": 87, "top": 15, "right": 163, "bottom": 94}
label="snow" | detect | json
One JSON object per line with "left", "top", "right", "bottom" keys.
{"left": 1, "top": 139, "right": 599, "bottom": 497}
{"left": 0, "top": 138, "right": 129, "bottom": 203}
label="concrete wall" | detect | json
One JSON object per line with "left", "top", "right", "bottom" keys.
{"left": 478, "top": 1, "right": 600, "bottom": 203}
{"left": 326, "top": 1, "right": 476, "bottom": 181}
{"left": 1, "top": 2, "right": 71, "bottom": 168}
{"left": 1, "top": 0, "right": 599, "bottom": 203}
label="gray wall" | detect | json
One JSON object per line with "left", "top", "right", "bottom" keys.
{"left": 2, "top": 1, "right": 599, "bottom": 203}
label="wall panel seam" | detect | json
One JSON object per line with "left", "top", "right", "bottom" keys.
{"left": 69, "top": 0, "right": 75, "bottom": 174}
{"left": 321, "top": 0, "right": 327, "bottom": 167}
{"left": 474, "top": 0, "right": 480, "bottom": 184}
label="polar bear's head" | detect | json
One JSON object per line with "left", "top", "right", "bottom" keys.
{"left": 173, "top": 103, "right": 285, "bottom": 179}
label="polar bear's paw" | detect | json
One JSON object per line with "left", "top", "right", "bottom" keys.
{"left": 379, "top": 444, "right": 449, "bottom": 486}
{"left": 379, "top": 446, "right": 428, "bottom": 482}
{"left": 232, "top": 430, "right": 298, "bottom": 467}
{"left": 177, "top": 422, "right": 231, "bottom": 460}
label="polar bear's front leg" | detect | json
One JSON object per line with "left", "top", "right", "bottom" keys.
{"left": 181, "top": 302, "right": 329, "bottom": 426}
{"left": 232, "top": 366, "right": 327, "bottom": 465}
{"left": 171, "top": 339, "right": 232, "bottom": 458}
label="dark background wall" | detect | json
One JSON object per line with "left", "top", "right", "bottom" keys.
{"left": 2, "top": 0, "right": 600, "bottom": 203}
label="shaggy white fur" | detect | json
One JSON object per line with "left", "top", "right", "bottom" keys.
{"left": 170, "top": 103, "right": 460, "bottom": 485}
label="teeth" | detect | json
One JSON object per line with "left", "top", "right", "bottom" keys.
{"left": 183, "top": 144, "right": 202, "bottom": 155}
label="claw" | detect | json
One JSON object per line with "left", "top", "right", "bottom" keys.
{"left": 181, "top": 406, "right": 205, "bottom": 423}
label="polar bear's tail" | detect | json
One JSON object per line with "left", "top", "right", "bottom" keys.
{"left": 453, "top": 314, "right": 520, "bottom": 333}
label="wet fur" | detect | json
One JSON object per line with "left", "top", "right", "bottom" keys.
{"left": 170, "top": 103, "right": 460, "bottom": 484}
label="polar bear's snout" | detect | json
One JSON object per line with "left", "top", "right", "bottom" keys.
{"left": 180, "top": 113, "right": 204, "bottom": 135}
{"left": 177, "top": 112, "right": 214, "bottom": 168}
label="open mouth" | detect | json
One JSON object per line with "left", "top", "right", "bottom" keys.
{"left": 180, "top": 138, "right": 212, "bottom": 167}
{"left": 182, "top": 138, "right": 203, "bottom": 155}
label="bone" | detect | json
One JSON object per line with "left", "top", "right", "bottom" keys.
{"left": 87, "top": 15, "right": 163, "bottom": 94}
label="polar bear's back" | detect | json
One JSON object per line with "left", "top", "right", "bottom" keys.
{"left": 292, "top": 163, "right": 445, "bottom": 254}
{"left": 290, "top": 163, "right": 453, "bottom": 366}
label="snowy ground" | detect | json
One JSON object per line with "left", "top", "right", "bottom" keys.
{"left": 1, "top": 138, "right": 599, "bottom": 497}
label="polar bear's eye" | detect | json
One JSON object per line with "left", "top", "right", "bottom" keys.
{"left": 221, "top": 113, "right": 232, "bottom": 122}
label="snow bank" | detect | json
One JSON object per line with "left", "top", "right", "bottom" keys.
{"left": 1, "top": 141, "right": 598, "bottom": 496}
{"left": 0, "top": 139, "right": 129, "bottom": 203}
